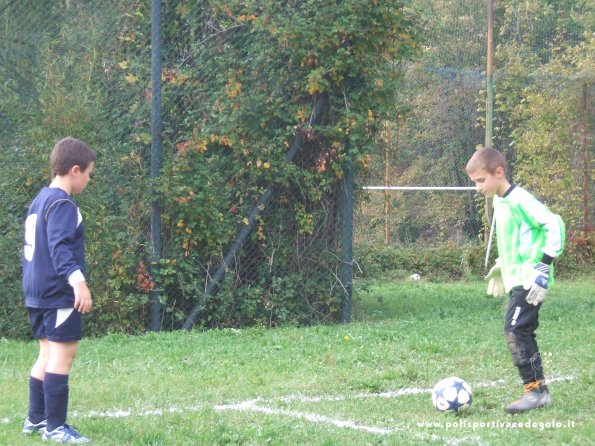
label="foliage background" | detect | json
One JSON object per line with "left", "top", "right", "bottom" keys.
{"left": 0, "top": 0, "right": 593, "bottom": 339}
{"left": 358, "top": 0, "right": 594, "bottom": 246}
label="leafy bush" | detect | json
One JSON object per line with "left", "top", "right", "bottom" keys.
{"left": 356, "top": 239, "right": 594, "bottom": 283}
{"left": 143, "top": 0, "right": 421, "bottom": 330}
{"left": 1, "top": 1, "right": 422, "bottom": 338}
{"left": 355, "top": 242, "right": 486, "bottom": 281}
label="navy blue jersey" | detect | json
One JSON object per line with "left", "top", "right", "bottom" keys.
{"left": 22, "top": 187, "right": 86, "bottom": 308}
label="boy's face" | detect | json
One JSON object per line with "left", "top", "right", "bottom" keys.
{"left": 71, "top": 162, "right": 94, "bottom": 194}
{"left": 468, "top": 167, "right": 507, "bottom": 197}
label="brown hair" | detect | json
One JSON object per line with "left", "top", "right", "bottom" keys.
{"left": 466, "top": 148, "right": 507, "bottom": 175}
{"left": 50, "top": 137, "right": 96, "bottom": 178}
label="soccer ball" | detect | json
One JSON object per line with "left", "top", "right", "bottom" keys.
{"left": 432, "top": 377, "right": 472, "bottom": 413}
{"left": 409, "top": 273, "right": 421, "bottom": 281}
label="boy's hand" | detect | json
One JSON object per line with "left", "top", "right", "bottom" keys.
{"left": 485, "top": 261, "right": 505, "bottom": 297}
{"left": 73, "top": 281, "right": 93, "bottom": 313}
{"left": 523, "top": 262, "right": 550, "bottom": 305}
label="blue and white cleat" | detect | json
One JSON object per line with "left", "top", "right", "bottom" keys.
{"left": 41, "top": 424, "right": 91, "bottom": 443}
{"left": 22, "top": 418, "right": 47, "bottom": 435}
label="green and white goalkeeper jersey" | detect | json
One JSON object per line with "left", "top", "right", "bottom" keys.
{"left": 494, "top": 185, "right": 565, "bottom": 292}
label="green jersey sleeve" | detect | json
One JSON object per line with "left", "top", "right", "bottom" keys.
{"left": 493, "top": 186, "right": 565, "bottom": 292}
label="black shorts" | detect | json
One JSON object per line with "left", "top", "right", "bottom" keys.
{"left": 504, "top": 286, "right": 540, "bottom": 334}
{"left": 28, "top": 307, "right": 82, "bottom": 342}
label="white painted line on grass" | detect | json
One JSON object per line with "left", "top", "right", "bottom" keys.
{"left": 214, "top": 400, "right": 486, "bottom": 445}
{"left": 275, "top": 385, "right": 432, "bottom": 404}
{"left": 215, "top": 399, "right": 395, "bottom": 435}
{"left": 0, "top": 403, "right": 210, "bottom": 425}
{"left": 246, "top": 374, "right": 574, "bottom": 405}
{"left": 73, "top": 403, "right": 207, "bottom": 419}
{"left": 0, "top": 374, "right": 576, "bottom": 428}
{"left": 212, "top": 374, "right": 576, "bottom": 441}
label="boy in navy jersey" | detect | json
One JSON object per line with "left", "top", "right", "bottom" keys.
{"left": 22, "top": 137, "right": 95, "bottom": 443}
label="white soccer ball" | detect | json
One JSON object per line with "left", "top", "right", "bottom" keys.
{"left": 409, "top": 273, "right": 421, "bottom": 281}
{"left": 432, "top": 377, "right": 472, "bottom": 413}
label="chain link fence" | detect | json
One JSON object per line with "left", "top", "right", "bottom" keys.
{"left": 0, "top": 0, "right": 359, "bottom": 337}
{"left": 1, "top": 0, "right": 592, "bottom": 338}
{"left": 354, "top": 0, "right": 594, "bottom": 279}
{"left": 355, "top": 0, "right": 489, "bottom": 274}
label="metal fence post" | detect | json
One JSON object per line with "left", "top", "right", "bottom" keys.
{"left": 340, "top": 145, "right": 354, "bottom": 323}
{"left": 149, "top": 0, "right": 163, "bottom": 331}
{"left": 483, "top": 0, "right": 495, "bottom": 249}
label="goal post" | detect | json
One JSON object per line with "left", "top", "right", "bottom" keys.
{"left": 363, "top": 186, "right": 475, "bottom": 191}
{"left": 357, "top": 185, "right": 481, "bottom": 249}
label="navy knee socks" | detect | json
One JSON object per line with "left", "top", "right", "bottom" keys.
{"left": 28, "top": 376, "right": 45, "bottom": 424}
{"left": 44, "top": 372, "right": 69, "bottom": 432}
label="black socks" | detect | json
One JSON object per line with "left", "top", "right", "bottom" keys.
{"left": 28, "top": 376, "right": 45, "bottom": 424}
{"left": 44, "top": 372, "right": 69, "bottom": 432}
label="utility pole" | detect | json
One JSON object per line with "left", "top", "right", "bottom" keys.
{"left": 486, "top": 0, "right": 494, "bottom": 149}
{"left": 581, "top": 83, "right": 590, "bottom": 234}
{"left": 484, "top": 0, "right": 495, "bottom": 246}
{"left": 384, "top": 122, "right": 391, "bottom": 246}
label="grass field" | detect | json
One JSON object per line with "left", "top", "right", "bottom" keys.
{"left": 1, "top": 279, "right": 593, "bottom": 445}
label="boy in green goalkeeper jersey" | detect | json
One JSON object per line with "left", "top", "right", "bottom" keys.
{"left": 466, "top": 148, "right": 565, "bottom": 414}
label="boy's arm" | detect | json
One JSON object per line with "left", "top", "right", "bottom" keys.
{"left": 46, "top": 200, "right": 82, "bottom": 277}
{"left": 46, "top": 200, "right": 92, "bottom": 312}
{"left": 518, "top": 194, "right": 565, "bottom": 305}
{"left": 520, "top": 196, "right": 565, "bottom": 261}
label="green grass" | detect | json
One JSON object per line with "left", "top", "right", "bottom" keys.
{"left": 1, "top": 279, "right": 593, "bottom": 445}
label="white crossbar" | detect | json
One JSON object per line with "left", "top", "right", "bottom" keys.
{"left": 363, "top": 186, "right": 476, "bottom": 191}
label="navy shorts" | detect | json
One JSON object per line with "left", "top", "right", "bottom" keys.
{"left": 28, "top": 308, "right": 82, "bottom": 342}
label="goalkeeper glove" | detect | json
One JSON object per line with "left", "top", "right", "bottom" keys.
{"left": 485, "top": 261, "right": 505, "bottom": 297}
{"left": 523, "top": 262, "right": 550, "bottom": 306}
